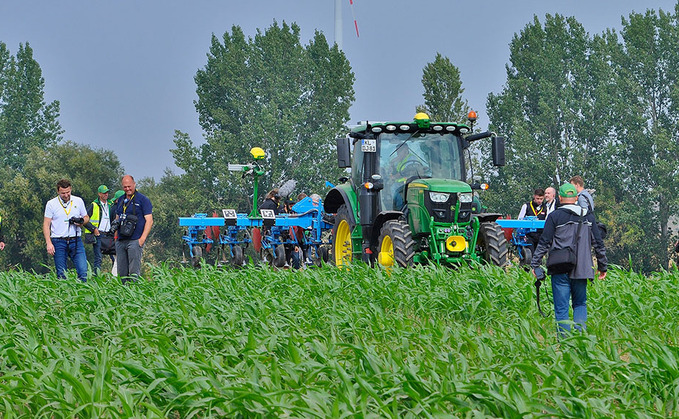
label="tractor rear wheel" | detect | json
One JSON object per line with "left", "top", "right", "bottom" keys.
{"left": 332, "top": 205, "right": 355, "bottom": 267}
{"left": 478, "top": 221, "right": 508, "bottom": 267}
{"left": 377, "top": 220, "right": 415, "bottom": 268}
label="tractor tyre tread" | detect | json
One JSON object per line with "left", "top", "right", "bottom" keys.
{"left": 378, "top": 220, "right": 416, "bottom": 268}
{"left": 479, "top": 221, "right": 509, "bottom": 267}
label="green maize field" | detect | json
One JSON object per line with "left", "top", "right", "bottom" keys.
{"left": 0, "top": 264, "right": 677, "bottom": 417}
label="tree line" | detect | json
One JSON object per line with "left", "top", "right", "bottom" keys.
{"left": 1, "top": 6, "right": 678, "bottom": 274}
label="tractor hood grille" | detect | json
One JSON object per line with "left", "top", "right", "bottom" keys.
{"left": 409, "top": 179, "right": 473, "bottom": 224}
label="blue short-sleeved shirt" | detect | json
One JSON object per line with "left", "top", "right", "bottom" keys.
{"left": 114, "top": 191, "right": 152, "bottom": 240}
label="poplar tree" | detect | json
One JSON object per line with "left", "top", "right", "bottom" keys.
{"left": 0, "top": 42, "right": 63, "bottom": 171}
{"left": 172, "top": 22, "right": 355, "bottom": 212}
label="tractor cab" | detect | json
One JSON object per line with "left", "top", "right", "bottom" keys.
{"left": 366, "top": 129, "right": 465, "bottom": 212}
{"left": 326, "top": 112, "right": 507, "bottom": 267}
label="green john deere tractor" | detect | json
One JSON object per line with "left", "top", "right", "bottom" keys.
{"left": 324, "top": 112, "right": 508, "bottom": 268}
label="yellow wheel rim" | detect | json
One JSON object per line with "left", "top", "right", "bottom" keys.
{"left": 378, "top": 235, "right": 394, "bottom": 267}
{"left": 335, "top": 219, "right": 352, "bottom": 267}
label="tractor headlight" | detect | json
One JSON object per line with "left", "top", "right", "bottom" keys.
{"left": 430, "top": 192, "right": 450, "bottom": 203}
{"left": 458, "top": 193, "right": 473, "bottom": 203}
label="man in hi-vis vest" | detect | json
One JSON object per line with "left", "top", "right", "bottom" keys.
{"left": 84, "top": 185, "right": 115, "bottom": 275}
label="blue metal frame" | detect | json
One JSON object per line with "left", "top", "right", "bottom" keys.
{"left": 178, "top": 196, "right": 334, "bottom": 266}
{"left": 496, "top": 217, "right": 545, "bottom": 264}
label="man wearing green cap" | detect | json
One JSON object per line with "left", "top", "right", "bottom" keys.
{"left": 84, "top": 185, "right": 116, "bottom": 275}
{"left": 531, "top": 183, "right": 608, "bottom": 338}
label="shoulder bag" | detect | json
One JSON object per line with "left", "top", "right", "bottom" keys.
{"left": 546, "top": 209, "right": 584, "bottom": 274}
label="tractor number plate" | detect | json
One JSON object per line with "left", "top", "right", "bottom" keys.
{"left": 361, "top": 139, "right": 376, "bottom": 152}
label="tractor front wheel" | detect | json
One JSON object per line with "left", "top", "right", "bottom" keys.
{"left": 377, "top": 220, "right": 415, "bottom": 268}
{"left": 332, "top": 205, "right": 355, "bottom": 267}
{"left": 478, "top": 221, "right": 509, "bottom": 267}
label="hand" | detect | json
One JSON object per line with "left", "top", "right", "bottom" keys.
{"left": 138, "top": 237, "right": 146, "bottom": 247}
{"left": 46, "top": 243, "right": 55, "bottom": 256}
{"left": 598, "top": 271, "right": 607, "bottom": 280}
{"left": 94, "top": 228, "right": 100, "bottom": 237}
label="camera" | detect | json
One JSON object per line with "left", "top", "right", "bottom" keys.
{"left": 534, "top": 266, "right": 546, "bottom": 281}
{"left": 69, "top": 217, "right": 84, "bottom": 225}
{"left": 110, "top": 218, "right": 121, "bottom": 233}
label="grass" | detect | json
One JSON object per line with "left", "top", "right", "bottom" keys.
{"left": 0, "top": 264, "right": 677, "bottom": 417}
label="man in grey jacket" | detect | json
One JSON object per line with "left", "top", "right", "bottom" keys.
{"left": 570, "top": 175, "right": 594, "bottom": 211}
{"left": 531, "top": 183, "right": 607, "bottom": 337}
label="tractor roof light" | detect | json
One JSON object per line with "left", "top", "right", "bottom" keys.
{"left": 371, "top": 126, "right": 383, "bottom": 133}
{"left": 414, "top": 112, "right": 430, "bottom": 129}
{"left": 433, "top": 125, "right": 443, "bottom": 131}
{"left": 399, "top": 125, "right": 410, "bottom": 131}
{"left": 386, "top": 125, "right": 397, "bottom": 131}
{"left": 250, "top": 147, "right": 265, "bottom": 160}
{"left": 468, "top": 110, "right": 478, "bottom": 123}
{"left": 445, "top": 125, "right": 456, "bottom": 132}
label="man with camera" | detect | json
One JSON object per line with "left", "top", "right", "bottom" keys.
{"left": 43, "top": 179, "right": 90, "bottom": 282}
{"left": 531, "top": 183, "right": 607, "bottom": 338}
{"left": 113, "top": 175, "right": 153, "bottom": 283}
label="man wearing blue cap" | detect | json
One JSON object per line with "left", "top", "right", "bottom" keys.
{"left": 531, "top": 183, "right": 608, "bottom": 338}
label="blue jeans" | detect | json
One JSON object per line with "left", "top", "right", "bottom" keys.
{"left": 53, "top": 238, "right": 88, "bottom": 282}
{"left": 92, "top": 235, "right": 115, "bottom": 275}
{"left": 551, "top": 273, "right": 588, "bottom": 337}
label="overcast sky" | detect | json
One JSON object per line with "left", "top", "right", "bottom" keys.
{"left": 1, "top": 0, "right": 676, "bottom": 180}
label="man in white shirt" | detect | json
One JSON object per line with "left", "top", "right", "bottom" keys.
{"left": 43, "top": 179, "right": 90, "bottom": 282}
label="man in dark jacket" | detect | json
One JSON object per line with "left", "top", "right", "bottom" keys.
{"left": 531, "top": 183, "right": 607, "bottom": 337}
{"left": 260, "top": 189, "right": 281, "bottom": 215}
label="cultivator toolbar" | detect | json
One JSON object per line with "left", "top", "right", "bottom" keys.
{"left": 496, "top": 216, "right": 546, "bottom": 266}
{"left": 179, "top": 196, "right": 333, "bottom": 268}
{"left": 178, "top": 147, "right": 333, "bottom": 268}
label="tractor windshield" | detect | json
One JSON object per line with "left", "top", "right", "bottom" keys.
{"left": 378, "top": 132, "right": 464, "bottom": 211}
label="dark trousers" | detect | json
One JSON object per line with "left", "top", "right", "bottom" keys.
{"left": 115, "top": 239, "right": 143, "bottom": 283}
{"left": 92, "top": 235, "right": 115, "bottom": 275}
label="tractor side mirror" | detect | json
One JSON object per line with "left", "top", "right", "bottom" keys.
{"left": 492, "top": 136, "right": 505, "bottom": 166}
{"left": 336, "top": 137, "right": 351, "bottom": 168}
